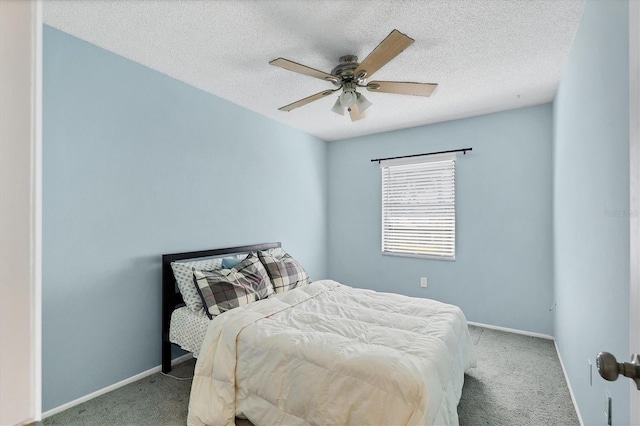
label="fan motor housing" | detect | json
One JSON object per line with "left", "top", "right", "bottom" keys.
{"left": 331, "top": 55, "right": 359, "bottom": 80}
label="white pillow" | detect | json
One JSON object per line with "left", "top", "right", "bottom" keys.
{"left": 171, "top": 258, "right": 223, "bottom": 311}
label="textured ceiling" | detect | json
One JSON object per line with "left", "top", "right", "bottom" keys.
{"left": 43, "top": 0, "right": 585, "bottom": 141}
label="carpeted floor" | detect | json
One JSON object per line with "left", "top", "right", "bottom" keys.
{"left": 459, "top": 326, "right": 578, "bottom": 425}
{"left": 43, "top": 325, "right": 579, "bottom": 425}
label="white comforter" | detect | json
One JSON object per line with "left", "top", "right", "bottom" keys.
{"left": 188, "top": 280, "right": 476, "bottom": 426}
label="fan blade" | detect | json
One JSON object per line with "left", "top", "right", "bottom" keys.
{"left": 278, "top": 89, "right": 338, "bottom": 112}
{"left": 270, "top": 58, "right": 339, "bottom": 83}
{"left": 348, "top": 103, "right": 365, "bottom": 122}
{"left": 366, "top": 81, "right": 438, "bottom": 96}
{"left": 354, "top": 30, "right": 414, "bottom": 79}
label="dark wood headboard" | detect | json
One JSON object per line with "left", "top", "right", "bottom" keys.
{"left": 161, "top": 242, "right": 281, "bottom": 373}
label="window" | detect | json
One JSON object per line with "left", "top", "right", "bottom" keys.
{"left": 380, "top": 153, "right": 456, "bottom": 260}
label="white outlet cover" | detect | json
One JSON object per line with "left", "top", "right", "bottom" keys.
{"left": 420, "top": 277, "right": 428, "bottom": 288}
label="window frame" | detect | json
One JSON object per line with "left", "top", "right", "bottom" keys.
{"left": 379, "top": 152, "right": 456, "bottom": 261}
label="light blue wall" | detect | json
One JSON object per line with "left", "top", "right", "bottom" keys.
{"left": 42, "top": 26, "right": 328, "bottom": 412}
{"left": 553, "top": 1, "right": 630, "bottom": 425}
{"left": 327, "top": 104, "right": 554, "bottom": 335}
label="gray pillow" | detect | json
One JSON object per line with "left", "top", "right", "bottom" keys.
{"left": 193, "top": 253, "right": 274, "bottom": 319}
{"left": 257, "top": 249, "right": 310, "bottom": 294}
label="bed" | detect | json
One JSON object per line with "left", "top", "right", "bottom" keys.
{"left": 162, "top": 243, "right": 477, "bottom": 425}
{"left": 162, "top": 242, "right": 281, "bottom": 372}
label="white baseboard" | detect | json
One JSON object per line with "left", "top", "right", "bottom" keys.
{"left": 554, "top": 340, "right": 584, "bottom": 426}
{"left": 42, "top": 353, "right": 193, "bottom": 419}
{"left": 467, "top": 321, "right": 554, "bottom": 340}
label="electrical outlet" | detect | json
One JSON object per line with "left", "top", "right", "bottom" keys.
{"left": 605, "top": 390, "right": 612, "bottom": 426}
{"left": 420, "top": 277, "right": 428, "bottom": 288}
{"left": 588, "top": 359, "right": 592, "bottom": 386}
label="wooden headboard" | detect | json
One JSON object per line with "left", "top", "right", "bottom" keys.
{"left": 161, "top": 242, "right": 281, "bottom": 373}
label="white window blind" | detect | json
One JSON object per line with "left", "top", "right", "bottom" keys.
{"left": 380, "top": 153, "right": 456, "bottom": 260}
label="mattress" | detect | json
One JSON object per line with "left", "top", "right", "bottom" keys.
{"left": 169, "top": 306, "right": 210, "bottom": 357}
{"left": 188, "top": 280, "right": 476, "bottom": 425}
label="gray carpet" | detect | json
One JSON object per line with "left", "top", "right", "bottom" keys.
{"left": 459, "top": 326, "right": 578, "bottom": 426}
{"left": 43, "top": 325, "right": 579, "bottom": 425}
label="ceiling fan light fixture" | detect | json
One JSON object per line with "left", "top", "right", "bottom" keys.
{"left": 339, "top": 90, "right": 357, "bottom": 107}
{"left": 331, "top": 98, "right": 345, "bottom": 115}
{"left": 356, "top": 93, "right": 372, "bottom": 113}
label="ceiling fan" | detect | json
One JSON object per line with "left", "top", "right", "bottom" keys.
{"left": 269, "top": 29, "right": 438, "bottom": 122}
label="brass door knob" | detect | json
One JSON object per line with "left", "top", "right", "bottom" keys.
{"left": 597, "top": 352, "right": 640, "bottom": 390}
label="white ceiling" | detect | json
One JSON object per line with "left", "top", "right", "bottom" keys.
{"left": 43, "top": 0, "right": 585, "bottom": 142}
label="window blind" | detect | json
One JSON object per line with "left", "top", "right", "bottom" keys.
{"left": 380, "top": 154, "right": 456, "bottom": 260}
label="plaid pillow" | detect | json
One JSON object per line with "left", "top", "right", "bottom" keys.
{"left": 171, "top": 258, "right": 223, "bottom": 311}
{"left": 193, "top": 253, "right": 274, "bottom": 319}
{"left": 257, "top": 249, "right": 310, "bottom": 293}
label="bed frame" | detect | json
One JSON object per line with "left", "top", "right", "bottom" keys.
{"left": 161, "top": 242, "right": 281, "bottom": 373}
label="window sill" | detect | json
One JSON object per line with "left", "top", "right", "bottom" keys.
{"left": 382, "top": 251, "right": 456, "bottom": 261}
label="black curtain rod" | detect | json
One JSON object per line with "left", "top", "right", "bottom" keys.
{"left": 370, "top": 147, "right": 473, "bottom": 163}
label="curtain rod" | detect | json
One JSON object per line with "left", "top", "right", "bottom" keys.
{"left": 370, "top": 147, "right": 472, "bottom": 163}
